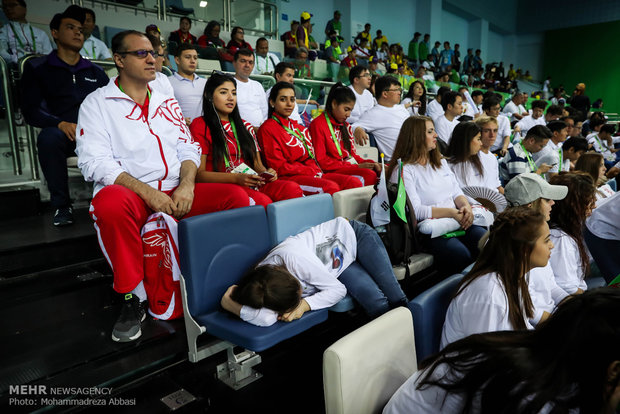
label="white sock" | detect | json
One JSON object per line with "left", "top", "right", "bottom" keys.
{"left": 131, "top": 281, "right": 147, "bottom": 302}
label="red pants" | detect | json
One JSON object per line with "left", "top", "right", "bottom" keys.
{"left": 244, "top": 179, "right": 305, "bottom": 205}
{"left": 286, "top": 173, "right": 362, "bottom": 195}
{"left": 328, "top": 166, "right": 378, "bottom": 187}
{"left": 90, "top": 183, "right": 250, "bottom": 293}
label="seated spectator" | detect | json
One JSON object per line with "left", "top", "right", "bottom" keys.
{"left": 533, "top": 119, "right": 568, "bottom": 162}
{"left": 435, "top": 90, "right": 463, "bottom": 149}
{"left": 189, "top": 72, "right": 302, "bottom": 205}
{"left": 296, "top": 12, "right": 312, "bottom": 49}
{"left": 585, "top": 192, "right": 620, "bottom": 283}
{"left": 415, "top": 65, "right": 432, "bottom": 81}
{"left": 502, "top": 90, "right": 526, "bottom": 122}
{"left": 373, "top": 29, "right": 388, "bottom": 51}
{"left": 425, "top": 86, "right": 450, "bottom": 122}
{"left": 253, "top": 37, "right": 279, "bottom": 75}
{"left": 482, "top": 95, "right": 513, "bottom": 155}
{"left": 21, "top": 5, "right": 108, "bottom": 226}
{"left": 545, "top": 104, "right": 563, "bottom": 122}
{"left": 471, "top": 90, "right": 484, "bottom": 112}
{"left": 589, "top": 123, "right": 620, "bottom": 169}
{"left": 258, "top": 82, "right": 363, "bottom": 195}
{"left": 515, "top": 99, "right": 547, "bottom": 137}
{"left": 354, "top": 23, "right": 372, "bottom": 46}
{"left": 376, "top": 42, "right": 389, "bottom": 63}
{"left": 367, "top": 56, "right": 381, "bottom": 76}
{"left": 568, "top": 82, "right": 590, "bottom": 116}
{"left": 353, "top": 38, "right": 371, "bottom": 59}
{"left": 76, "top": 30, "right": 250, "bottom": 342}
{"left": 385, "top": 289, "right": 620, "bottom": 414}
{"left": 294, "top": 47, "right": 311, "bottom": 78}
{"left": 227, "top": 26, "right": 252, "bottom": 56}
{"left": 500, "top": 125, "right": 553, "bottom": 183}
{"left": 233, "top": 48, "right": 268, "bottom": 128}
{"left": 168, "top": 44, "right": 205, "bottom": 124}
{"left": 538, "top": 136, "right": 588, "bottom": 182}
{"left": 168, "top": 16, "right": 196, "bottom": 45}
{"left": 341, "top": 46, "right": 358, "bottom": 69}
{"left": 145, "top": 24, "right": 162, "bottom": 42}
{"left": 146, "top": 34, "right": 174, "bottom": 97}
{"left": 0, "top": 0, "right": 53, "bottom": 66}
{"left": 305, "top": 21, "right": 319, "bottom": 55}
{"left": 401, "top": 80, "right": 426, "bottom": 116}
{"left": 309, "top": 84, "right": 380, "bottom": 186}
{"left": 582, "top": 110, "right": 605, "bottom": 136}
{"left": 473, "top": 116, "right": 505, "bottom": 193}
{"left": 548, "top": 172, "right": 596, "bottom": 295}
{"left": 440, "top": 207, "right": 549, "bottom": 348}
{"left": 197, "top": 20, "right": 230, "bottom": 61}
{"left": 575, "top": 152, "right": 616, "bottom": 203}
{"left": 388, "top": 116, "right": 486, "bottom": 276}
{"left": 352, "top": 76, "right": 409, "bottom": 161}
{"left": 324, "top": 31, "right": 342, "bottom": 64}
{"left": 79, "top": 8, "right": 111, "bottom": 60}
{"left": 265, "top": 62, "right": 319, "bottom": 125}
{"left": 346, "top": 65, "right": 375, "bottom": 124}
{"left": 282, "top": 20, "right": 298, "bottom": 58}
{"left": 503, "top": 173, "right": 568, "bottom": 326}
{"left": 220, "top": 217, "right": 409, "bottom": 326}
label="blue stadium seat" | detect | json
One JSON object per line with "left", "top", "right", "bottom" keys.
{"left": 409, "top": 273, "right": 464, "bottom": 362}
{"left": 266, "top": 194, "right": 355, "bottom": 312}
{"left": 178, "top": 206, "right": 328, "bottom": 353}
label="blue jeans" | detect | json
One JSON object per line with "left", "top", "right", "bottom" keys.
{"left": 37, "top": 127, "right": 75, "bottom": 208}
{"left": 424, "top": 225, "right": 487, "bottom": 276}
{"left": 338, "top": 220, "right": 408, "bottom": 318}
{"left": 584, "top": 227, "right": 620, "bottom": 284}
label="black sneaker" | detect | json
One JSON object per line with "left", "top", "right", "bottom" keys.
{"left": 111, "top": 293, "right": 147, "bottom": 342}
{"left": 53, "top": 207, "right": 74, "bottom": 226}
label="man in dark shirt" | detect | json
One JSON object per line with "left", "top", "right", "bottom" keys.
{"left": 21, "top": 5, "right": 108, "bottom": 226}
{"left": 568, "top": 83, "right": 590, "bottom": 121}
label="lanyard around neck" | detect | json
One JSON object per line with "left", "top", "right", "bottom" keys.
{"left": 272, "top": 115, "right": 315, "bottom": 159}
{"left": 9, "top": 23, "right": 36, "bottom": 53}
{"left": 325, "top": 113, "right": 343, "bottom": 158}
{"left": 519, "top": 142, "right": 537, "bottom": 173}
{"left": 84, "top": 38, "right": 96, "bottom": 58}
{"left": 223, "top": 121, "right": 242, "bottom": 170}
{"left": 558, "top": 148, "right": 563, "bottom": 171}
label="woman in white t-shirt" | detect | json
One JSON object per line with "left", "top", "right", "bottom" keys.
{"left": 384, "top": 288, "right": 620, "bottom": 414}
{"left": 401, "top": 80, "right": 427, "bottom": 116}
{"left": 445, "top": 121, "right": 486, "bottom": 190}
{"left": 548, "top": 172, "right": 597, "bottom": 295}
{"left": 575, "top": 152, "right": 616, "bottom": 205}
{"left": 441, "top": 207, "right": 552, "bottom": 348}
{"left": 387, "top": 116, "right": 487, "bottom": 276}
{"left": 220, "top": 218, "right": 408, "bottom": 326}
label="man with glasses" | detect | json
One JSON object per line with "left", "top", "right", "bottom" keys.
{"left": 0, "top": 0, "right": 52, "bottom": 65}
{"left": 352, "top": 76, "right": 409, "bottom": 161}
{"left": 76, "top": 30, "right": 250, "bottom": 343}
{"left": 21, "top": 5, "right": 108, "bottom": 226}
{"left": 346, "top": 65, "right": 375, "bottom": 124}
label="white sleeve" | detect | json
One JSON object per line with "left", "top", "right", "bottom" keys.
{"left": 401, "top": 165, "right": 432, "bottom": 221}
{"left": 435, "top": 119, "right": 449, "bottom": 144}
{"left": 351, "top": 109, "right": 376, "bottom": 133}
{"left": 258, "top": 83, "right": 268, "bottom": 124}
{"left": 239, "top": 305, "right": 279, "bottom": 327}
{"left": 76, "top": 95, "right": 126, "bottom": 186}
{"left": 549, "top": 233, "right": 586, "bottom": 294}
{"left": 40, "top": 31, "right": 53, "bottom": 55}
{"left": 499, "top": 117, "right": 511, "bottom": 139}
{"left": 172, "top": 98, "right": 202, "bottom": 167}
{"left": 445, "top": 162, "right": 465, "bottom": 200}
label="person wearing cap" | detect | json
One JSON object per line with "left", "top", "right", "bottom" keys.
{"left": 568, "top": 83, "right": 590, "bottom": 116}
{"left": 21, "top": 5, "right": 108, "bottom": 227}
{"left": 324, "top": 10, "right": 341, "bottom": 39}
{"left": 0, "top": 0, "right": 53, "bottom": 66}
{"left": 79, "top": 8, "right": 111, "bottom": 60}
{"left": 504, "top": 172, "right": 568, "bottom": 326}
{"left": 296, "top": 11, "right": 312, "bottom": 50}
{"left": 368, "top": 56, "right": 380, "bottom": 76}
{"left": 500, "top": 125, "right": 554, "bottom": 183}
{"left": 354, "top": 23, "right": 372, "bottom": 47}
{"left": 145, "top": 24, "right": 161, "bottom": 40}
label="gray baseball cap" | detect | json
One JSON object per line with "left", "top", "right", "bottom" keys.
{"left": 504, "top": 173, "right": 568, "bottom": 206}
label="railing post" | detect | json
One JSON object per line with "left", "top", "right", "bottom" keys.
{"left": 0, "top": 56, "right": 21, "bottom": 175}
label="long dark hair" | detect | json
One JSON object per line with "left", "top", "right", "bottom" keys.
{"left": 268, "top": 81, "right": 296, "bottom": 118}
{"left": 232, "top": 264, "right": 301, "bottom": 314}
{"left": 417, "top": 288, "right": 620, "bottom": 413}
{"left": 387, "top": 116, "right": 442, "bottom": 179}
{"left": 548, "top": 172, "right": 596, "bottom": 278}
{"left": 446, "top": 121, "right": 483, "bottom": 183}
{"left": 404, "top": 80, "right": 427, "bottom": 115}
{"left": 325, "top": 82, "right": 356, "bottom": 152}
{"left": 203, "top": 20, "right": 220, "bottom": 38}
{"left": 458, "top": 207, "right": 543, "bottom": 330}
{"left": 201, "top": 72, "right": 257, "bottom": 171}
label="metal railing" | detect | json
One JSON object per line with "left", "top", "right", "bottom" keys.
{"left": 0, "top": 55, "right": 21, "bottom": 175}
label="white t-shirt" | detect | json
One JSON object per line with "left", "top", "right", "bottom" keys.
{"left": 149, "top": 72, "right": 175, "bottom": 97}
{"left": 535, "top": 146, "right": 571, "bottom": 178}
{"left": 586, "top": 191, "right": 620, "bottom": 240}
{"left": 352, "top": 104, "right": 409, "bottom": 161}
{"left": 347, "top": 85, "right": 376, "bottom": 124}
{"left": 515, "top": 115, "right": 545, "bottom": 137}
{"left": 449, "top": 153, "right": 502, "bottom": 202}
{"left": 435, "top": 114, "right": 460, "bottom": 145}
{"left": 490, "top": 114, "right": 513, "bottom": 151}
{"left": 392, "top": 159, "right": 464, "bottom": 221}
{"left": 441, "top": 272, "right": 533, "bottom": 349}
{"left": 265, "top": 86, "right": 302, "bottom": 123}
{"left": 479, "top": 151, "right": 502, "bottom": 189}
{"left": 587, "top": 133, "right": 616, "bottom": 162}
{"left": 236, "top": 77, "right": 268, "bottom": 128}
{"left": 527, "top": 263, "right": 569, "bottom": 326}
{"left": 401, "top": 97, "right": 420, "bottom": 117}
{"left": 533, "top": 138, "right": 561, "bottom": 162}
{"left": 549, "top": 228, "right": 587, "bottom": 294}
{"left": 426, "top": 99, "right": 443, "bottom": 122}
{"left": 502, "top": 100, "right": 522, "bottom": 121}
{"left": 239, "top": 217, "right": 354, "bottom": 326}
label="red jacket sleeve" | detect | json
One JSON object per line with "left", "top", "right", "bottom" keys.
{"left": 310, "top": 115, "right": 350, "bottom": 172}
{"left": 258, "top": 119, "right": 320, "bottom": 177}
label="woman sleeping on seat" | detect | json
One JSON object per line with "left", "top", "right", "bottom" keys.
{"left": 220, "top": 218, "right": 409, "bottom": 326}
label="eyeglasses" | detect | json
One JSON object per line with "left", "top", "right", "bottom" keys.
{"left": 387, "top": 88, "right": 403, "bottom": 93}
{"left": 357, "top": 73, "right": 372, "bottom": 78}
{"left": 118, "top": 49, "right": 158, "bottom": 59}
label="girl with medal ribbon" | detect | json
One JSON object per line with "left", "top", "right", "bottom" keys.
{"left": 190, "top": 73, "right": 303, "bottom": 206}
{"left": 309, "top": 83, "right": 380, "bottom": 186}
{"left": 258, "top": 82, "right": 364, "bottom": 195}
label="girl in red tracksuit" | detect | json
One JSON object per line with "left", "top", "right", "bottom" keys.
{"left": 258, "top": 82, "right": 362, "bottom": 195}
{"left": 190, "top": 73, "right": 303, "bottom": 205}
{"left": 309, "top": 83, "right": 381, "bottom": 186}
